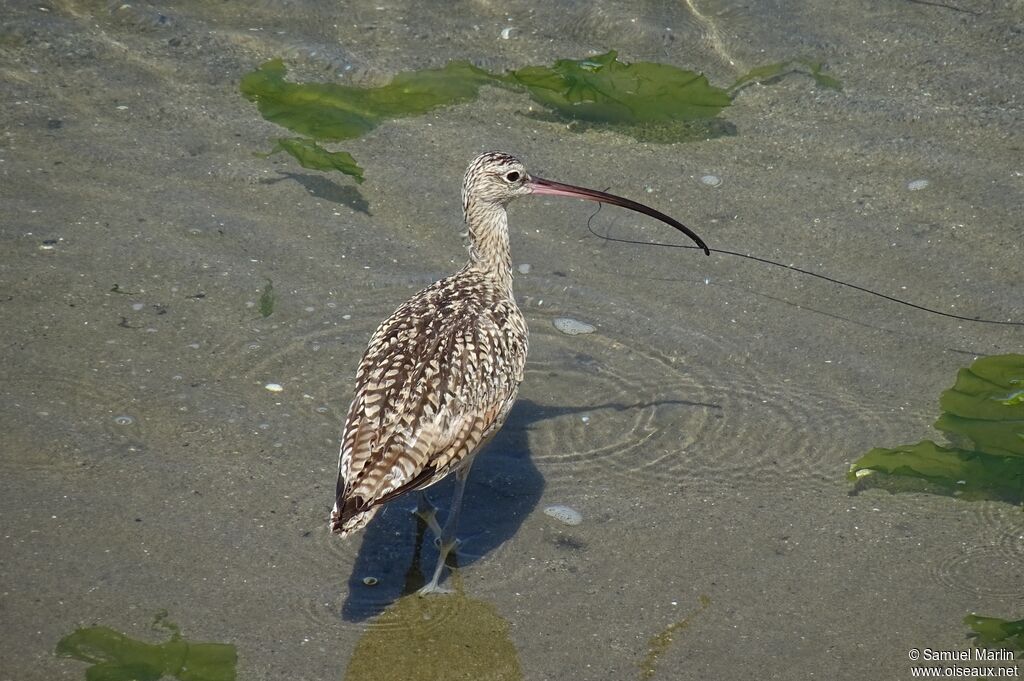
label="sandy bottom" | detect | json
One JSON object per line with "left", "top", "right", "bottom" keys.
{"left": 1, "top": 1, "right": 1021, "bottom": 679}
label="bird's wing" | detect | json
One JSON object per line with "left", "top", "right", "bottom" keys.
{"left": 334, "top": 280, "right": 527, "bottom": 525}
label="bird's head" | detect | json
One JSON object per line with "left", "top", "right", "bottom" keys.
{"left": 461, "top": 151, "right": 532, "bottom": 216}
{"left": 460, "top": 150, "right": 710, "bottom": 256}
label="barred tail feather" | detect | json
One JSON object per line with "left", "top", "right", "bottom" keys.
{"left": 329, "top": 495, "right": 379, "bottom": 536}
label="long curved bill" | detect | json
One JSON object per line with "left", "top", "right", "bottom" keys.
{"left": 527, "top": 176, "right": 710, "bottom": 256}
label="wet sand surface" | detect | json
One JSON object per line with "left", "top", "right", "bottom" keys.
{"left": 1, "top": 1, "right": 1022, "bottom": 679}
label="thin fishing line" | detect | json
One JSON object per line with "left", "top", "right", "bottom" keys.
{"left": 584, "top": 203, "right": 1023, "bottom": 327}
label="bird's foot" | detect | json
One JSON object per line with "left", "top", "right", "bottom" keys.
{"left": 416, "top": 580, "right": 454, "bottom": 596}
{"left": 416, "top": 536, "right": 461, "bottom": 595}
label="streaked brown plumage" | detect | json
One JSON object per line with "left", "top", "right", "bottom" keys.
{"left": 331, "top": 151, "right": 708, "bottom": 592}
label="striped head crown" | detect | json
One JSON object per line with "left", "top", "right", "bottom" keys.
{"left": 461, "top": 151, "right": 531, "bottom": 219}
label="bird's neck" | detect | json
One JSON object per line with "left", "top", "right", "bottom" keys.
{"left": 464, "top": 200, "right": 514, "bottom": 294}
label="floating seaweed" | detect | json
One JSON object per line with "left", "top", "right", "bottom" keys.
{"left": 240, "top": 51, "right": 838, "bottom": 182}
{"left": 55, "top": 611, "right": 237, "bottom": 681}
{"left": 849, "top": 354, "right": 1024, "bottom": 504}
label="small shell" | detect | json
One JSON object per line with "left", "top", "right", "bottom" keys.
{"left": 907, "top": 179, "right": 929, "bottom": 191}
{"left": 543, "top": 505, "right": 583, "bottom": 526}
{"left": 553, "top": 317, "right": 595, "bottom": 336}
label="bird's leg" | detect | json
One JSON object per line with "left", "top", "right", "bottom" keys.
{"left": 418, "top": 465, "right": 471, "bottom": 595}
{"left": 414, "top": 492, "right": 443, "bottom": 538}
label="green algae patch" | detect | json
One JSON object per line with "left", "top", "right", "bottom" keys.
{"left": 259, "top": 138, "right": 365, "bottom": 183}
{"left": 728, "top": 58, "right": 842, "bottom": 94}
{"left": 849, "top": 354, "right": 1024, "bottom": 504}
{"left": 344, "top": 590, "right": 522, "bottom": 681}
{"left": 510, "top": 51, "right": 735, "bottom": 143}
{"left": 258, "top": 279, "right": 274, "bottom": 318}
{"left": 508, "top": 50, "right": 731, "bottom": 124}
{"left": 639, "top": 594, "right": 711, "bottom": 680}
{"left": 965, "top": 614, "right": 1024, "bottom": 656}
{"left": 241, "top": 52, "right": 736, "bottom": 181}
{"left": 55, "top": 611, "right": 236, "bottom": 681}
{"left": 240, "top": 58, "right": 493, "bottom": 142}
{"left": 242, "top": 52, "right": 838, "bottom": 181}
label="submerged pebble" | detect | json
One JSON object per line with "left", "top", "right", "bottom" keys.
{"left": 517, "top": 263, "right": 531, "bottom": 275}
{"left": 264, "top": 383, "right": 283, "bottom": 392}
{"left": 112, "top": 415, "right": 134, "bottom": 426}
{"left": 700, "top": 174, "right": 722, "bottom": 187}
{"left": 544, "top": 505, "right": 583, "bottom": 526}
{"left": 553, "top": 317, "right": 595, "bottom": 335}
{"left": 907, "top": 179, "right": 930, "bottom": 191}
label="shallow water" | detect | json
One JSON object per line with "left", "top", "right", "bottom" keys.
{"left": 2, "top": 1, "right": 1022, "bottom": 679}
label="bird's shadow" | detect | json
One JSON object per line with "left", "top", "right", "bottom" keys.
{"left": 340, "top": 394, "right": 718, "bottom": 621}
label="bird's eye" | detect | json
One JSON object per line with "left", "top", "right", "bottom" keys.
{"left": 504, "top": 171, "right": 521, "bottom": 183}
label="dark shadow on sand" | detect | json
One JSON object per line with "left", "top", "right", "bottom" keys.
{"left": 340, "top": 394, "right": 718, "bottom": 621}
{"left": 260, "top": 172, "right": 370, "bottom": 214}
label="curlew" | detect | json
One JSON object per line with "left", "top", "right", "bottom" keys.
{"left": 331, "top": 151, "right": 708, "bottom": 593}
